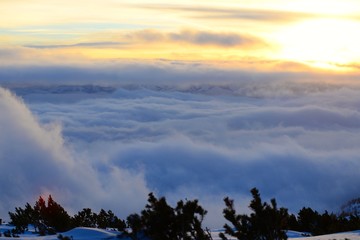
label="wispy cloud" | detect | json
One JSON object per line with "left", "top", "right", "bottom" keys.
{"left": 333, "top": 62, "right": 360, "bottom": 70}
{"left": 128, "top": 29, "right": 264, "bottom": 47}
{"left": 20, "top": 29, "right": 264, "bottom": 49}
{"left": 138, "top": 4, "right": 317, "bottom": 22}
{"left": 24, "top": 41, "right": 128, "bottom": 49}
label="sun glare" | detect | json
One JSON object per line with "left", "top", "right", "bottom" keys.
{"left": 275, "top": 18, "right": 360, "bottom": 70}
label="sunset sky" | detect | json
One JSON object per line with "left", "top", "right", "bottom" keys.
{"left": 2, "top": 0, "right": 360, "bottom": 71}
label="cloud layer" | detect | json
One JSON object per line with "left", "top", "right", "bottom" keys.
{"left": 1, "top": 64, "right": 360, "bottom": 227}
{"left": 0, "top": 87, "right": 149, "bottom": 220}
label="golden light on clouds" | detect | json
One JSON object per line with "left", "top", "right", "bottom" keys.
{"left": 1, "top": 0, "right": 360, "bottom": 72}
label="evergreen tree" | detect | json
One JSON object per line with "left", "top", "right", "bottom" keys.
{"left": 174, "top": 199, "right": 210, "bottom": 240}
{"left": 294, "top": 207, "right": 360, "bottom": 236}
{"left": 45, "top": 195, "right": 71, "bottom": 232}
{"left": 141, "top": 193, "right": 177, "bottom": 239}
{"left": 96, "top": 209, "right": 125, "bottom": 229}
{"left": 106, "top": 210, "right": 126, "bottom": 231}
{"left": 9, "top": 195, "right": 71, "bottom": 234}
{"left": 96, "top": 209, "right": 109, "bottom": 229}
{"left": 297, "top": 207, "right": 320, "bottom": 234}
{"left": 8, "top": 203, "right": 33, "bottom": 233}
{"left": 34, "top": 196, "right": 47, "bottom": 233}
{"left": 124, "top": 193, "right": 211, "bottom": 240}
{"left": 287, "top": 214, "right": 299, "bottom": 232}
{"left": 72, "top": 208, "right": 98, "bottom": 228}
{"left": 220, "top": 188, "right": 288, "bottom": 240}
{"left": 123, "top": 213, "right": 143, "bottom": 240}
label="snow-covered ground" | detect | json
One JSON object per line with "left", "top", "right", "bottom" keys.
{"left": 0, "top": 226, "right": 119, "bottom": 240}
{"left": 0, "top": 225, "right": 360, "bottom": 240}
{"left": 210, "top": 230, "right": 360, "bottom": 240}
{"left": 289, "top": 230, "right": 360, "bottom": 240}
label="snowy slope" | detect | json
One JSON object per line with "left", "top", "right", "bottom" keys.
{"left": 210, "top": 230, "right": 360, "bottom": 240}
{"left": 60, "top": 227, "right": 119, "bottom": 240}
{"left": 292, "top": 230, "right": 360, "bottom": 240}
{"left": 1, "top": 226, "right": 360, "bottom": 240}
{"left": 0, "top": 227, "right": 119, "bottom": 240}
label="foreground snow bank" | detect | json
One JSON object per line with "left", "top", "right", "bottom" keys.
{"left": 210, "top": 230, "right": 360, "bottom": 240}
{"left": 0, "top": 227, "right": 119, "bottom": 240}
{"left": 60, "top": 227, "right": 118, "bottom": 240}
{"left": 292, "top": 230, "right": 360, "bottom": 240}
{"left": 1, "top": 226, "right": 360, "bottom": 240}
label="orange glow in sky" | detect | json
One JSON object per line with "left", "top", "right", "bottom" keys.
{"left": 1, "top": 0, "right": 360, "bottom": 72}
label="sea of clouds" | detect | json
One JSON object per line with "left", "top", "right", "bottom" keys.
{"left": 1, "top": 63, "right": 360, "bottom": 227}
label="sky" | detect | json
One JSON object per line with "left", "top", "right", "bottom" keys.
{"left": 2, "top": 0, "right": 360, "bottom": 70}
{"left": 1, "top": 0, "right": 360, "bottom": 228}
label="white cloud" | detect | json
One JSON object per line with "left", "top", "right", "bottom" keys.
{"left": 0, "top": 87, "right": 149, "bottom": 220}
{"left": 2, "top": 63, "right": 360, "bottom": 227}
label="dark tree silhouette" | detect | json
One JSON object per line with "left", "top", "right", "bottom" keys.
{"left": 123, "top": 213, "right": 143, "bottom": 240}
{"left": 296, "top": 207, "right": 320, "bottom": 234}
{"left": 141, "top": 193, "right": 177, "bottom": 239}
{"left": 11, "top": 190, "right": 360, "bottom": 239}
{"left": 8, "top": 203, "right": 34, "bottom": 233}
{"left": 123, "top": 192, "right": 211, "bottom": 240}
{"left": 174, "top": 199, "right": 210, "bottom": 240}
{"left": 293, "top": 207, "right": 360, "bottom": 236}
{"left": 72, "top": 208, "right": 98, "bottom": 228}
{"left": 45, "top": 195, "right": 71, "bottom": 232}
{"left": 96, "top": 209, "right": 125, "bottom": 230}
{"left": 72, "top": 208, "right": 125, "bottom": 230}
{"left": 220, "top": 188, "right": 288, "bottom": 240}
{"left": 10, "top": 195, "right": 71, "bottom": 235}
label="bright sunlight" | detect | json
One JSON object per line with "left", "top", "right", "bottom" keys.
{"left": 275, "top": 18, "right": 360, "bottom": 70}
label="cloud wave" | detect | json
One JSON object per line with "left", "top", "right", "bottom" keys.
{"left": 2, "top": 65, "right": 360, "bottom": 228}
{"left": 0, "top": 87, "right": 149, "bottom": 219}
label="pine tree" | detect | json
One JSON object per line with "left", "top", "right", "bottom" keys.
{"left": 125, "top": 192, "right": 211, "bottom": 240}
{"left": 297, "top": 207, "right": 320, "bottom": 234}
{"left": 45, "top": 195, "right": 71, "bottom": 232}
{"left": 10, "top": 195, "right": 71, "bottom": 235}
{"left": 123, "top": 213, "right": 143, "bottom": 240}
{"left": 34, "top": 196, "right": 47, "bottom": 233}
{"left": 105, "top": 210, "right": 126, "bottom": 230}
{"left": 96, "top": 209, "right": 108, "bottom": 229}
{"left": 8, "top": 204, "right": 31, "bottom": 233}
{"left": 220, "top": 188, "right": 288, "bottom": 240}
{"left": 72, "top": 208, "right": 98, "bottom": 228}
{"left": 141, "top": 193, "right": 177, "bottom": 239}
{"left": 175, "top": 199, "right": 211, "bottom": 240}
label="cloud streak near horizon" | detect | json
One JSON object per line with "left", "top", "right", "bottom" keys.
{"left": 1, "top": 66, "right": 360, "bottom": 227}
{"left": 22, "top": 29, "right": 263, "bottom": 49}
{"left": 129, "top": 29, "right": 263, "bottom": 47}
{"left": 139, "top": 4, "right": 317, "bottom": 22}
